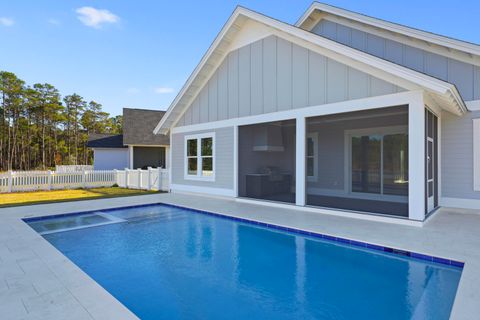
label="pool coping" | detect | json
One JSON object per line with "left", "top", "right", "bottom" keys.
{"left": 24, "top": 201, "right": 465, "bottom": 269}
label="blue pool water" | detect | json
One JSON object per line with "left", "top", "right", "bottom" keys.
{"left": 28, "top": 204, "right": 462, "bottom": 320}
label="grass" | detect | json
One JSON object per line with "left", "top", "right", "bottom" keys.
{"left": 0, "top": 187, "right": 159, "bottom": 208}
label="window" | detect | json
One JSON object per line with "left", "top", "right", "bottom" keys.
{"left": 347, "top": 126, "right": 408, "bottom": 197}
{"left": 306, "top": 134, "right": 318, "bottom": 181}
{"left": 185, "top": 133, "right": 215, "bottom": 181}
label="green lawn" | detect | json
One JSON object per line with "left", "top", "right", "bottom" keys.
{"left": 0, "top": 187, "right": 158, "bottom": 208}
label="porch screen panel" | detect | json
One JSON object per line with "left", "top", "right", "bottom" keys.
{"left": 305, "top": 106, "right": 409, "bottom": 217}
{"left": 351, "top": 135, "right": 381, "bottom": 194}
{"left": 238, "top": 120, "right": 296, "bottom": 204}
{"left": 383, "top": 134, "right": 408, "bottom": 196}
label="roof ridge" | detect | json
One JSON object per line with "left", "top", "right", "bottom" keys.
{"left": 297, "top": 2, "right": 480, "bottom": 56}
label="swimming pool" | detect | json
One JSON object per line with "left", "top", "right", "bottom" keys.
{"left": 26, "top": 204, "right": 462, "bottom": 320}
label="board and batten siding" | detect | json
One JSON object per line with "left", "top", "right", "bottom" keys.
{"left": 171, "top": 126, "right": 234, "bottom": 189}
{"left": 175, "top": 35, "right": 404, "bottom": 127}
{"left": 441, "top": 110, "right": 480, "bottom": 199}
{"left": 312, "top": 19, "right": 480, "bottom": 101}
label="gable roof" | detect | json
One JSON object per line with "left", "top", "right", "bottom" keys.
{"left": 296, "top": 2, "right": 480, "bottom": 61}
{"left": 123, "top": 108, "right": 169, "bottom": 145}
{"left": 87, "top": 134, "right": 125, "bottom": 149}
{"left": 154, "top": 6, "right": 466, "bottom": 135}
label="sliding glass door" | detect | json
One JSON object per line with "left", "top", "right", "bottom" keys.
{"left": 349, "top": 128, "right": 408, "bottom": 198}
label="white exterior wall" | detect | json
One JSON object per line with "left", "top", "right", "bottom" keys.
{"left": 93, "top": 148, "right": 129, "bottom": 170}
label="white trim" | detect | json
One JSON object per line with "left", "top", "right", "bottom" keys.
{"left": 440, "top": 197, "right": 480, "bottom": 210}
{"left": 408, "top": 95, "right": 426, "bottom": 221}
{"left": 426, "top": 136, "right": 435, "bottom": 212}
{"left": 168, "top": 131, "right": 173, "bottom": 190}
{"left": 128, "top": 145, "right": 134, "bottom": 169}
{"left": 172, "top": 91, "right": 421, "bottom": 134}
{"left": 233, "top": 125, "right": 239, "bottom": 197}
{"left": 295, "top": 2, "right": 480, "bottom": 60}
{"left": 164, "top": 146, "right": 170, "bottom": 170}
{"left": 467, "top": 100, "right": 480, "bottom": 111}
{"left": 306, "top": 133, "right": 318, "bottom": 182}
{"left": 473, "top": 118, "right": 480, "bottom": 191}
{"left": 235, "top": 197, "right": 423, "bottom": 227}
{"left": 437, "top": 112, "right": 442, "bottom": 205}
{"left": 184, "top": 132, "right": 216, "bottom": 182}
{"left": 170, "top": 184, "right": 235, "bottom": 197}
{"left": 296, "top": 117, "right": 306, "bottom": 206}
{"left": 154, "top": 7, "right": 465, "bottom": 134}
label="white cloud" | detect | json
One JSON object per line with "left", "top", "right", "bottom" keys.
{"left": 154, "top": 87, "right": 175, "bottom": 94}
{"left": 0, "top": 17, "right": 14, "bottom": 27}
{"left": 76, "top": 7, "right": 119, "bottom": 29}
{"left": 48, "top": 19, "right": 61, "bottom": 26}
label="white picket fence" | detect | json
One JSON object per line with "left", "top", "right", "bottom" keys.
{"left": 55, "top": 165, "right": 94, "bottom": 173}
{"left": 0, "top": 168, "right": 169, "bottom": 193}
{"left": 115, "top": 168, "right": 169, "bottom": 192}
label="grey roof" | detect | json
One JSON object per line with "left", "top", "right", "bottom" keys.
{"left": 87, "top": 134, "right": 126, "bottom": 148}
{"left": 123, "top": 108, "right": 170, "bottom": 146}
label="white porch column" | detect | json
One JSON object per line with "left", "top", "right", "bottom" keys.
{"left": 296, "top": 117, "right": 306, "bottom": 206}
{"left": 164, "top": 146, "right": 170, "bottom": 170}
{"left": 233, "top": 125, "right": 239, "bottom": 197}
{"left": 408, "top": 93, "right": 426, "bottom": 221}
{"left": 128, "top": 145, "right": 134, "bottom": 169}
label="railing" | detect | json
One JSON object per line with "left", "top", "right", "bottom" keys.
{"left": 0, "top": 168, "right": 169, "bottom": 193}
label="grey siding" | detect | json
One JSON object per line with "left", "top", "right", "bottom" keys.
{"left": 171, "top": 126, "right": 234, "bottom": 189}
{"left": 312, "top": 19, "right": 480, "bottom": 101}
{"left": 441, "top": 111, "right": 480, "bottom": 199}
{"left": 177, "top": 35, "right": 404, "bottom": 127}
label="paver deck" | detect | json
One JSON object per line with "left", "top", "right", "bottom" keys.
{"left": 0, "top": 192, "right": 479, "bottom": 319}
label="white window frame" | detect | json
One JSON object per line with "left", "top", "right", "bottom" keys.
{"left": 184, "top": 132, "right": 216, "bottom": 181}
{"left": 473, "top": 119, "right": 480, "bottom": 191}
{"left": 344, "top": 125, "right": 408, "bottom": 201}
{"left": 306, "top": 133, "right": 318, "bottom": 182}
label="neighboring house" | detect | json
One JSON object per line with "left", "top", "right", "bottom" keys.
{"left": 87, "top": 133, "right": 128, "bottom": 170}
{"left": 88, "top": 108, "right": 169, "bottom": 170}
{"left": 153, "top": 3, "right": 480, "bottom": 224}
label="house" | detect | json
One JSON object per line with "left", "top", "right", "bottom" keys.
{"left": 153, "top": 3, "right": 480, "bottom": 224}
{"left": 88, "top": 108, "right": 169, "bottom": 170}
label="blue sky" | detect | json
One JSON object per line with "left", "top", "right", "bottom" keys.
{"left": 1, "top": 0, "right": 479, "bottom": 116}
